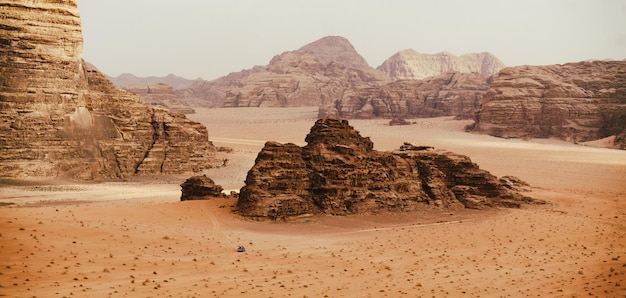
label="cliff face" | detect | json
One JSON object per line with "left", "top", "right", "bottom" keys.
{"left": 236, "top": 118, "right": 542, "bottom": 219}
{"left": 179, "top": 36, "right": 388, "bottom": 108}
{"left": 377, "top": 50, "right": 505, "bottom": 80}
{"left": 319, "top": 72, "right": 490, "bottom": 119}
{"left": 0, "top": 0, "right": 219, "bottom": 179}
{"left": 123, "top": 83, "right": 195, "bottom": 114}
{"left": 472, "top": 61, "right": 626, "bottom": 147}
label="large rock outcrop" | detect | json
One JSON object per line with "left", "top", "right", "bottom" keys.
{"left": 236, "top": 118, "right": 542, "bottom": 219}
{"left": 471, "top": 61, "right": 626, "bottom": 147}
{"left": 0, "top": 0, "right": 220, "bottom": 179}
{"left": 319, "top": 72, "right": 490, "bottom": 119}
{"left": 178, "top": 36, "right": 388, "bottom": 108}
{"left": 377, "top": 50, "right": 505, "bottom": 80}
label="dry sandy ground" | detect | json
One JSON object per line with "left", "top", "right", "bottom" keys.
{"left": 1, "top": 107, "right": 625, "bottom": 297}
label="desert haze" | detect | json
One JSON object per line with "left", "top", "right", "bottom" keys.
{"left": 1, "top": 107, "right": 625, "bottom": 297}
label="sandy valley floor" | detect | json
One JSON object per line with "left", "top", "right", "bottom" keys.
{"left": 1, "top": 107, "right": 625, "bottom": 297}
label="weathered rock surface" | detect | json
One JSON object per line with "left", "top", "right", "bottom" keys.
{"left": 319, "top": 72, "right": 490, "bottom": 119}
{"left": 236, "top": 118, "right": 542, "bottom": 219}
{"left": 377, "top": 50, "right": 505, "bottom": 80}
{"left": 472, "top": 61, "right": 626, "bottom": 147}
{"left": 180, "top": 175, "right": 224, "bottom": 201}
{"left": 107, "top": 73, "right": 200, "bottom": 90}
{"left": 124, "top": 83, "right": 195, "bottom": 114}
{"left": 0, "top": 0, "right": 220, "bottom": 179}
{"left": 179, "top": 36, "right": 388, "bottom": 108}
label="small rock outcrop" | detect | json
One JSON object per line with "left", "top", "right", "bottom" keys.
{"left": 377, "top": 50, "right": 505, "bottom": 80}
{"left": 180, "top": 175, "right": 224, "bottom": 201}
{"left": 472, "top": 61, "right": 626, "bottom": 147}
{"left": 319, "top": 72, "right": 490, "bottom": 119}
{"left": 0, "top": 0, "right": 220, "bottom": 179}
{"left": 236, "top": 118, "right": 542, "bottom": 219}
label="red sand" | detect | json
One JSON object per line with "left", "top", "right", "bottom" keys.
{"left": 2, "top": 107, "right": 625, "bottom": 297}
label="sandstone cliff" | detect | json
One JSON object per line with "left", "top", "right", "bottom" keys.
{"left": 319, "top": 72, "right": 490, "bottom": 119}
{"left": 179, "top": 36, "right": 388, "bottom": 108}
{"left": 236, "top": 118, "right": 542, "bottom": 219}
{"left": 0, "top": 0, "right": 219, "bottom": 179}
{"left": 471, "top": 61, "right": 626, "bottom": 147}
{"left": 377, "top": 50, "right": 504, "bottom": 80}
{"left": 107, "top": 73, "right": 200, "bottom": 90}
{"left": 124, "top": 83, "right": 195, "bottom": 114}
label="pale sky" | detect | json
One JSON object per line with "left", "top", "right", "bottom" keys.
{"left": 79, "top": 0, "right": 626, "bottom": 80}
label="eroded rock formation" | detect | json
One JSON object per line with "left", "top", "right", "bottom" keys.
{"left": 124, "top": 83, "right": 195, "bottom": 114}
{"left": 179, "top": 36, "right": 388, "bottom": 108}
{"left": 236, "top": 118, "right": 542, "bottom": 219}
{"left": 319, "top": 72, "right": 490, "bottom": 119}
{"left": 0, "top": 0, "right": 220, "bottom": 179}
{"left": 472, "top": 61, "right": 626, "bottom": 147}
{"left": 377, "top": 50, "right": 504, "bottom": 80}
{"left": 180, "top": 175, "right": 224, "bottom": 201}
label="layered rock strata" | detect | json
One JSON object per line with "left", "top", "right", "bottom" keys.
{"left": 180, "top": 175, "right": 225, "bottom": 201}
{"left": 124, "top": 83, "right": 195, "bottom": 114}
{"left": 0, "top": 0, "right": 219, "bottom": 179}
{"left": 472, "top": 61, "right": 626, "bottom": 147}
{"left": 319, "top": 72, "right": 490, "bottom": 119}
{"left": 377, "top": 50, "right": 504, "bottom": 80}
{"left": 179, "top": 36, "right": 388, "bottom": 108}
{"left": 236, "top": 118, "right": 542, "bottom": 219}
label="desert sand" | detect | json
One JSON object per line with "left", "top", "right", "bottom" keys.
{"left": 1, "top": 107, "right": 625, "bottom": 297}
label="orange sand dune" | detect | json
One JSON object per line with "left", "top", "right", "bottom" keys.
{"left": 1, "top": 107, "right": 625, "bottom": 297}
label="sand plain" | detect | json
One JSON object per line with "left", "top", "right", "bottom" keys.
{"left": 1, "top": 107, "right": 625, "bottom": 297}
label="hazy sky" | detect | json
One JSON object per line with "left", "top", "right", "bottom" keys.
{"left": 79, "top": 0, "right": 626, "bottom": 80}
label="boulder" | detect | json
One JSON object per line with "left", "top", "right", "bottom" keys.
{"left": 236, "top": 118, "right": 543, "bottom": 219}
{"left": 180, "top": 175, "right": 224, "bottom": 201}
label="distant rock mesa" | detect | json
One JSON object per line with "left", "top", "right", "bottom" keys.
{"left": 0, "top": 0, "right": 220, "bottom": 179}
{"left": 236, "top": 118, "right": 542, "bottom": 219}
{"left": 472, "top": 61, "right": 626, "bottom": 148}
{"left": 319, "top": 72, "right": 490, "bottom": 119}
{"left": 377, "top": 50, "right": 505, "bottom": 80}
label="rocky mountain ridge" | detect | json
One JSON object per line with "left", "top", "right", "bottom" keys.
{"left": 107, "top": 73, "right": 201, "bottom": 90}
{"left": 0, "top": 0, "right": 220, "bottom": 179}
{"left": 178, "top": 36, "right": 388, "bottom": 108}
{"left": 236, "top": 117, "right": 543, "bottom": 219}
{"left": 377, "top": 50, "right": 505, "bottom": 80}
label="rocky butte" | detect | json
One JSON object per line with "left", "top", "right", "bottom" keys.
{"left": 471, "top": 61, "right": 626, "bottom": 148}
{"left": 377, "top": 50, "right": 505, "bottom": 80}
{"left": 0, "top": 0, "right": 220, "bottom": 179}
{"left": 319, "top": 72, "right": 490, "bottom": 119}
{"left": 236, "top": 117, "right": 543, "bottom": 220}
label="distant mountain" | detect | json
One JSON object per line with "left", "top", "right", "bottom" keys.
{"left": 107, "top": 73, "right": 203, "bottom": 90}
{"left": 297, "top": 35, "right": 371, "bottom": 69}
{"left": 377, "top": 50, "right": 505, "bottom": 80}
{"left": 179, "top": 36, "right": 388, "bottom": 108}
